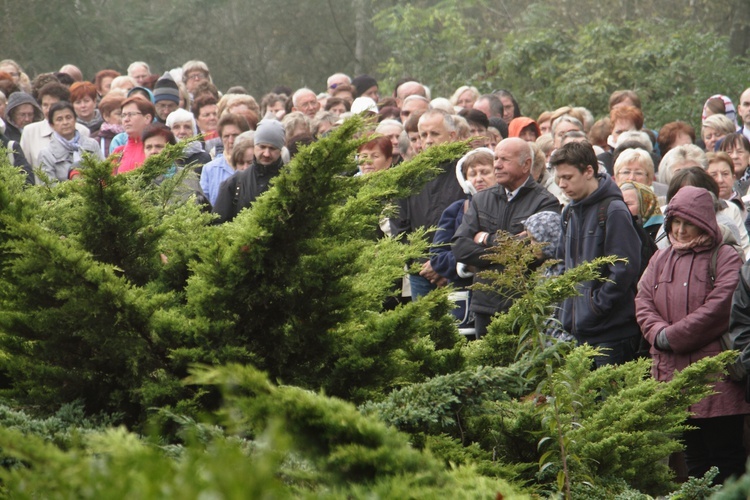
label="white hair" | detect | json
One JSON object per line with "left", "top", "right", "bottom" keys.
{"left": 127, "top": 61, "right": 150, "bottom": 76}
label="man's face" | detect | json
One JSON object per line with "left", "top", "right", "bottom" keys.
{"left": 254, "top": 143, "right": 281, "bottom": 165}
{"left": 493, "top": 139, "right": 530, "bottom": 191}
{"left": 473, "top": 98, "right": 491, "bottom": 119}
{"left": 554, "top": 163, "right": 596, "bottom": 202}
{"left": 396, "top": 81, "right": 424, "bottom": 106}
{"left": 40, "top": 95, "right": 61, "bottom": 119}
{"left": 129, "top": 65, "right": 150, "bottom": 86}
{"left": 171, "top": 121, "right": 194, "bottom": 141}
{"left": 554, "top": 121, "right": 582, "bottom": 148}
{"left": 378, "top": 124, "right": 402, "bottom": 155}
{"left": 399, "top": 98, "right": 428, "bottom": 123}
{"left": 12, "top": 103, "right": 36, "bottom": 128}
{"left": 155, "top": 100, "right": 179, "bottom": 121}
{"left": 294, "top": 91, "right": 320, "bottom": 118}
{"left": 407, "top": 131, "right": 421, "bottom": 157}
{"left": 418, "top": 114, "right": 455, "bottom": 149}
{"left": 738, "top": 89, "right": 750, "bottom": 125}
{"left": 327, "top": 75, "right": 349, "bottom": 93}
{"left": 0, "top": 64, "right": 20, "bottom": 83}
{"left": 221, "top": 124, "right": 242, "bottom": 157}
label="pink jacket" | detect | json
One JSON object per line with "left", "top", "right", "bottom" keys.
{"left": 636, "top": 186, "right": 749, "bottom": 418}
{"left": 112, "top": 136, "right": 145, "bottom": 174}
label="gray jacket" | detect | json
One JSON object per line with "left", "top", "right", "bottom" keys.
{"left": 37, "top": 135, "right": 102, "bottom": 183}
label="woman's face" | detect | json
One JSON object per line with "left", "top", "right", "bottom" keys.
{"left": 466, "top": 162, "right": 497, "bottom": 192}
{"left": 702, "top": 126, "right": 725, "bottom": 152}
{"left": 725, "top": 142, "right": 750, "bottom": 179}
{"left": 670, "top": 216, "right": 703, "bottom": 245}
{"left": 553, "top": 121, "right": 580, "bottom": 148}
{"left": 171, "top": 121, "right": 194, "bottom": 141}
{"left": 121, "top": 103, "right": 151, "bottom": 138}
{"left": 358, "top": 146, "right": 392, "bottom": 174}
{"left": 144, "top": 135, "right": 169, "bottom": 157}
{"left": 457, "top": 90, "right": 476, "bottom": 109}
{"left": 73, "top": 96, "right": 96, "bottom": 121}
{"left": 103, "top": 108, "right": 122, "bottom": 126}
{"left": 615, "top": 160, "right": 652, "bottom": 186}
{"left": 196, "top": 104, "right": 218, "bottom": 133}
{"left": 99, "top": 77, "right": 114, "bottom": 96}
{"left": 234, "top": 147, "right": 254, "bottom": 171}
{"left": 51, "top": 108, "right": 77, "bottom": 140}
{"left": 621, "top": 188, "right": 639, "bottom": 216}
{"left": 328, "top": 102, "right": 347, "bottom": 116}
{"left": 706, "top": 160, "right": 735, "bottom": 200}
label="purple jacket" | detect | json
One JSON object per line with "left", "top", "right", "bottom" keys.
{"left": 636, "top": 186, "right": 749, "bottom": 418}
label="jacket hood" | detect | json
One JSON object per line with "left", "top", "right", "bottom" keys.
{"left": 665, "top": 186, "right": 721, "bottom": 244}
{"left": 508, "top": 117, "right": 540, "bottom": 138}
{"left": 455, "top": 147, "right": 494, "bottom": 195}
{"left": 5, "top": 92, "right": 43, "bottom": 125}
{"left": 570, "top": 172, "right": 623, "bottom": 209}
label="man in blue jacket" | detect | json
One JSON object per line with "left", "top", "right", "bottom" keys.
{"left": 551, "top": 141, "right": 642, "bottom": 367}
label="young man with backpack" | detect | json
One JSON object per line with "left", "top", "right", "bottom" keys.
{"left": 552, "top": 141, "right": 643, "bottom": 367}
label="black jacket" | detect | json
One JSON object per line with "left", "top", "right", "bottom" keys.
{"left": 453, "top": 176, "right": 560, "bottom": 315}
{"left": 211, "top": 157, "right": 284, "bottom": 224}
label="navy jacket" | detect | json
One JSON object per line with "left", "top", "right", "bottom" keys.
{"left": 557, "top": 174, "right": 641, "bottom": 344}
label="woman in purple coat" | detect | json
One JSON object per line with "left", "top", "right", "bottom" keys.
{"left": 636, "top": 185, "right": 749, "bottom": 484}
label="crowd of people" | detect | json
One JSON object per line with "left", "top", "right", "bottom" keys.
{"left": 1, "top": 57, "right": 750, "bottom": 484}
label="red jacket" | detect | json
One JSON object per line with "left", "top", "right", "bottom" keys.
{"left": 112, "top": 135, "right": 145, "bottom": 174}
{"left": 636, "top": 186, "right": 749, "bottom": 418}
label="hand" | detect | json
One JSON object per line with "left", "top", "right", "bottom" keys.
{"left": 473, "top": 231, "right": 490, "bottom": 245}
{"left": 419, "top": 261, "right": 448, "bottom": 287}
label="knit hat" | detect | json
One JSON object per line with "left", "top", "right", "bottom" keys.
{"left": 153, "top": 72, "right": 180, "bottom": 104}
{"left": 524, "top": 211, "right": 562, "bottom": 259}
{"left": 254, "top": 119, "right": 285, "bottom": 150}
{"left": 351, "top": 74, "right": 378, "bottom": 97}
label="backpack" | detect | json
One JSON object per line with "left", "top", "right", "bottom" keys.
{"left": 562, "top": 195, "right": 657, "bottom": 278}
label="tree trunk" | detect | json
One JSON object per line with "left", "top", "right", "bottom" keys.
{"left": 729, "top": 0, "right": 750, "bottom": 57}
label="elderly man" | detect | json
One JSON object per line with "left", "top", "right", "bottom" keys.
{"left": 399, "top": 95, "right": 429, "bottom": 125}
{"left": 326, "top": 73, "right": 351, "bottom": 94}
{"left": 394, "top": 109, "right": 464, "bottom": 299}
{"left": 212, "top": 119, "right": 286, "bottom": 224}
{"left": 291, "top": 88, "right": 320, "bottom": 119}
{"left": 395, "top": 80, "right": 427, "bottom": 107}
{"left": 453, "top": 138, "right": 560, "bottom": 337}
{"left": 127, "top": 61, "right": 151, "bottom": 87}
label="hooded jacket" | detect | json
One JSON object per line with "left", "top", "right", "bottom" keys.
{"left": 508, "top": 117, "right": 541, "bottom": 139}
{"left": 557, "top": 173, "right": 642, "bottom": 343}
{"left": 4, "top": 92, "right": 43, "bottom": 142}
{"left": 211, "top": 156, "right": 284, "bottom": 224}
{"left": 636, "top": 186, "right": 748, "bottom": 418}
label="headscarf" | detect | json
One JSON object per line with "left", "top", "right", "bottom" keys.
{"left": 525, "top": 211, "right": 562, "bottom": 259}
{"left": 618, "top": 181, "right": 662, "bottom": 222}
{"left": 701, "top": 94, "right": 737, "bottom": 124}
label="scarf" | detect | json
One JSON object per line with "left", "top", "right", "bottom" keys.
{"left": 619, "top": 181, "right": 662, "bottom": 222}
{"left": 671, "top": 232, "right": 713, "bottom": 252}
{"left": 53, "top": 131, "right": 83, "bottom": 163}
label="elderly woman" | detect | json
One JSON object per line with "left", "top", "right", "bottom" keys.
{"left": 450, "top": 85, "right": 480, "bottom": 110}
{"left": 718, "top": 133, "right": 750, "bottom": 195}
{"left": 706, "top": 152, "right": 744, "bottom": 217}
{"left": 636, "top": 185, "right": 748, "bottom": 485}
{"left": 166, "top": 108, "right": 211, "bottom": 173}
{"left": 702, "top": 114, "right": 736, "bottom": 153}
{"left": 618, "top": 181, "right": 663, "bottom": 241}
{"left": 37, "top": 101, "right": 102, "bottom": 183}
{"left": 551, "top": 114, "right": 584, "bottom": 149}
{"left": 182, "top": 60, "right": 212, "bottom": 97}
{"left": 356, "top": 136, "right": 393, "bottom": 176}
{"left": 613, "top": 148, "right": 666, "bottom": 200}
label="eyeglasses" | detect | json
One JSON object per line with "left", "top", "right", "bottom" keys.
{"left": 618, "top": 169, "right": 647, "bottom": 178}
{"left": 187, "top": 73, "right": 207, "bottom": 81}
{"left": 121, "top": 111, "right": 143, "bottom": 119}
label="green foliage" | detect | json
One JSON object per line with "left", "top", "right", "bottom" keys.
{"left": 492, "top": 20, "right": 748, "bottom": 127}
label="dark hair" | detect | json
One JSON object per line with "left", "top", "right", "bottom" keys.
{"left": 476, "top": 94, "right": 503, "bottom": 117}
{"left": 612, "top": 140, "right": 652, "bottom": 166}
{"left": 666, "top": 166, "right": 719, "bottom": 203}
{"left": 47, "top": 101, "right": 76, "bottom": 125}
{"left": 31, "top": 73, "right": 60, "bottom": 100}
{"left": 217, "top": 113, "right": 250, "bottom": 137}
{"left": 287, "top": 133, "right": 315, "bottom": 158}
{"left": 54, "top": 72, "right": 75, "bottom": 86}
{"left": 459, "top": 108, "right": 490, "bottom": 130}
{"left": 191, "top": 94, "right": 217, "bottom": 117}
{"left": 493, "top": 89, "right": 521, "bottom": 118}
{"left": 719, "top": 132, "right": 750, "bottom": 154}
{"left": 324, "top": 97, "right": 350, "bottom": 112}
{"left": 705, "top": 97, "right": 726, "bottom": 116}
{"left": 121, "top": 95, "right": 156, "bottom": 120}
{"left": 38, "top": 82, "right": 70, "bottom": 102}
{"left": 549, "top": 141, "right": 598, "bottom": 174}
{"left": 260, "top": 92, "right": 287, "bottom": 117}
{"left": 141, "top": 123, "right": 176, "bottom": 145}
{"left": 192, "top": 80, "right": 219, "bottom": 100}
{"left": 588, "top": 118, "right": 611, "bottom": 148}
{"left": 403, "top": 110, "right": 424, "bottom": 134}
{"left": 358, "top": 136, "right": 393, "bottom": 158}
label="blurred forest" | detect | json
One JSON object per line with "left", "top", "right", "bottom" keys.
{"left": 1, "top": 0, "right": 750, "bottom": 124}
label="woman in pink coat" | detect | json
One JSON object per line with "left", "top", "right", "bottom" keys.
{"left": 636, "top": 185, "right": 749, "bottom": 484}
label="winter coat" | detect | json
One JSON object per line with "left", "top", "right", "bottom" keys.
{"left": 430, "top": 199, "right": 471, "bottom": 286}
{"left": 112, "top": 136, "right": 146, "bottom": 174}
{"left": 37, "top": 135, "right": 102, "bottom": 183}
{"left": 557, "top": 174, "right": 642, "bottom": 344}
{"left": 636, "top": 186, "right": 749, "bottom": 419}
{"left": 211, "top": 157, "right": 284, "bottom": 224}
{"left": 200, "top": 154, "right": 234, "bottom": 207}
{"left": 3, "top": 92, "right": 43, "bottom": 142}
{"left": 453, "top": 176, "right": 560, "bottom": 315}
{"left": 21, "top": 120, "right": 90, "bottom": 167}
